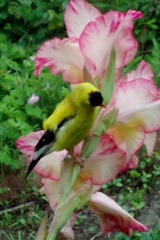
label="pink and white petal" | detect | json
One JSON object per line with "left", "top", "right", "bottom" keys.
{"left": 123, "top": 155, "right": 139, "bottom": 172}
{"left": 108, "top": 81, "right": 160, "bottom": 156}
{"left": 80, "top": 134, "right": 127, "bottom": 185}
{"left": 41, "top": 178, "right": 60, "bottom": 211}
{"left": 120, "top": 100, "right": 160, "bottom": 133}
{"left": 81, "top": 150, "right": 126, "bottom": 185}
{"left": 103, "top": 10, "right": 142, "bottom": 33}
{"left": 33, "top": 151, "right": 67, "bottom": 180}
{"left": 79, "top": 16, "right": 112, "bottom": 79}
{"left": 80, "top": 10, "right": 142, "bottom": 79}
{"left": 121, "top": 61, "right": 154, "bottom": 82}
{"left": 104, "top": 10, "right": 142, "bottom": 69}
{"left": 112, "top": 79, "right": 158, "bottom": 117}
{"left": 34, "top": 37, "right": 84, "bottom": 83}
{"left": 108, "top": 79, "right": 160, "bottom": 158}
{"left": 127, "top": 9, "right": 142, "bottom": 20}
{"left": 144, "top": 132, "right": 157, "bottom": 156}
{"left": 89, "top": 192, "right": 148, "bottom": 237}
{"left": 115, "top": 29, "right": 138, "bottom": 69}
{"left": 108, "top": 123, "right": 145, "bottom": 160}
{"left": 100, "top": 79, "right": 159, "bottom": 159}
{"left": 16, "top": 131, "right": 44, "bottom": 161}
{"left": 42, "top": 176, "right": 92, "bottom": 212}
{"left": 64, "top": 0, "right": 101, "bottom": 38}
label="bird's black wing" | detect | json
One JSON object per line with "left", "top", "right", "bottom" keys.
{"left": 35, "top": 114, "right": 76, "bottom": 153}
{"left": 26, "top": 109, "right": 78, "bottom": 178}
{"left": 26, "top": 116, "right": 74, "bottom": 178}
{"left": 34, "top": 130, "right": 55, "bottom": 152}
{"left": 25, "top": 130, "right": 55, "bottom": 177}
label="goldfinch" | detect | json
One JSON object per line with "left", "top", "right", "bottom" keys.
{"left": 26, "top": 82, "right": 104, "bottom": 177}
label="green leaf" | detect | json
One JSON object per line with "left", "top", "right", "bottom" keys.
{"left": 7, "top": 118, "right": 19, "bottom": 128}
{"left": 130, "top": 170, "right": 141, "bottom": 178}
{"left": 47, "top": 186, "right": 92, "bottom": 240}
{"left": 81, "top": 108, "right": 118, "bottom": 159}
{"left": 101, "top": 48, "right": 116, "bottom": 105}
{"left": 94, "top": 108, "right": 118, "bottom": 136}
{"left": 45, "top": 159, "right": 92, "bottom": 240}
{"left": 35, "top": 214, "right": 48, "bottom": 240}
{"left": 25, "top": 105, "right": 42, "bottom": 118}
{"left": 81, "top": 135, "right": 99, "bottom": 160}
{"left": 20, "top": 218, "right": 26, "bottom": 225}
{"left": 58, "top": 158, "right": 81, "bottom": 206}
{"left": 133, "top": 201, "right": 145, "bottom": 210}
{"left": 0, "top": 152, "right": 12, "bottom": 165}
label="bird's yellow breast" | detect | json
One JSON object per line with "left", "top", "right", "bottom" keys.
{"left": 53, "top": 106, "right": 96, "bottom": 151}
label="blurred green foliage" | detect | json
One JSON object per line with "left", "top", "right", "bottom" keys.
{"left": 109, "top": 223, "right": 160, "bottom": 240}
{"left": 0, "top": 0, "right": 68, "bottom": 47}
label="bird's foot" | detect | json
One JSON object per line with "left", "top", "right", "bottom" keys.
{"left": 73, "top": 156, "right": 84, "bottom": 168}
{"left": 90, "top": 132, "right": 100, "bottom": 137}
{"left": 68, "top": 150, "right": 84, "bottom": 168}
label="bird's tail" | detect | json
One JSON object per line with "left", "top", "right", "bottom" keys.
{"left": 25, "top": 157, "right": 41, "bottom": 178}
{"left": 26, "top": 144, "right": 52, "bottom": 178}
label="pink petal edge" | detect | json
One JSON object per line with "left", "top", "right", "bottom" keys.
{"left": 34, "top": 37, "right": 84, "bottom": 83}
{"left": 89, "top": 192, "right": 148, "bottom": 237}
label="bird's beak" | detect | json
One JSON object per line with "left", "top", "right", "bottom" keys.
{"left": 100, "top": 103, "right": 106, "bottom": 108}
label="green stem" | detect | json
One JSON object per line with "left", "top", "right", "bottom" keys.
{"left": 46, "top": 230, "right": 57, "bottom": 240}
{"left": 58, "top": 164, "right": 81, "bottom": 207}
{"left": 46, "top": 161, "right": 81, "bottom": 240}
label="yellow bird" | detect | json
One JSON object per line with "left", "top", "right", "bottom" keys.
{"left": 26, "top": 82, "right": 104, "bottom": 177}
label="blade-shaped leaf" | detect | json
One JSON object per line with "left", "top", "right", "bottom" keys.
{"left": 101, "top": 48, "right": 116, "bottom": 105}
{"left": 94, "top": 108, "right": 119, "bottom": 136}
{"left": 58, "top": 158, "right": 81, "bottom": 206}
{"left": 35, "top": 214, "right": 48, "bottom": 240}
{"left": 81, "top": 134, "right": 100, "bottom": 160}
{"left": 47, "top": 186, "right": 93, "bottom": 240}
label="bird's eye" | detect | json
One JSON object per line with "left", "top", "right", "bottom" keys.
{"left": 89, "top": 91, "right": 103, "bottom": 106}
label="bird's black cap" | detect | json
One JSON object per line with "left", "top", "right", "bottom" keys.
{"left": 89, "top": 91, "right": 103, "bottom": 107}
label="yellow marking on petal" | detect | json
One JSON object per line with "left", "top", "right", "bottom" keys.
{"left": 69, "top": 66, "right": 83, "bottom": 82}
{"left": 109, "top": 119, "right": 143, "bottom": 143}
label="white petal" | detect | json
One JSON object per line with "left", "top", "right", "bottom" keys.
{"left": 64, "top": 0, "right": 101, "bottom": 38}
{"left": 144, "top": 132, "right": 157, "bottom": 156}
{"left": 34, "top": 37, "right": 84, "bottom": 83}
{"left": 121, "top": 61, "right": 154, "bottom": 82}
{"left": 81, "top": 134, "right": 127, "bottom": 184}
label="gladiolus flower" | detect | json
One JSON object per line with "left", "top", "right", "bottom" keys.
{"left": 106, "top": 61, "right": 160, "bottom": 160}
{"left": 34, "top": 0, "right": 142, "bottom": 83}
